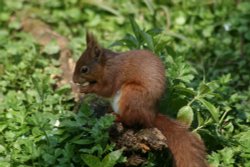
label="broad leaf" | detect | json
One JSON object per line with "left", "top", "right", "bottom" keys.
{"left": 177, "top": 105, "right": 194, "bottom": 127}
{"left": 198, "top": 98, "right": 219, "bottom": 122}
{"left": 82, "top": 154, "right": 101, "bottom": 167}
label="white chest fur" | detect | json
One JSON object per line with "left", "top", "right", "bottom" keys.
{"left": 110, "top": 90, "right": 122, "bottom": 114}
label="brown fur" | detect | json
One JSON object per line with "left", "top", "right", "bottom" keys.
{"left": 155, "top": 114, "right": 207, "bottom": 167}
{"left": 73, "top": 32, "right": 208, "bottom": 167}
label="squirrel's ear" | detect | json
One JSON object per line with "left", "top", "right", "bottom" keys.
{"left": 86, "top": 31, "right": 92, "bottom": 44}
{"left": 86, "top": 31, "right": 104, "bottom": 63}
{"left": 86, "top": 31, "right": 104, "bottom": 62}
{"left": 86, "top": 31, "right": 98, "bottom": 47}
{"left": 93, "top": 45, "right": 104, "bottom": 63}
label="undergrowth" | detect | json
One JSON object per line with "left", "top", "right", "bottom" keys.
{"left": 0, "top": 0, "right": 249, "bottom": 166}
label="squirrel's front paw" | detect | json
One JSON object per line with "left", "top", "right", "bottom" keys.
{"left": 79, "top": 84, "right": 98, "bottom": 94}
{"left": 79, "top": 86, "right": 92, "bottom": 93}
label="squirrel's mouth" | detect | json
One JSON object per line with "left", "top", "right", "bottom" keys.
{"left": 76, "top": 80, "right": 97, "bottom": 87}
{"left": 89, "top": 80, "right": 97, "bottom": 85}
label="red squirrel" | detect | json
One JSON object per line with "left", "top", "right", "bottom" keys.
{"left": 73, "top": 32, "right": 208, "bottom": 167}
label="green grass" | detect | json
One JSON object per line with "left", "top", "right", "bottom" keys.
{"left": 0, "top": 0, "right": 250, "bottom": 166}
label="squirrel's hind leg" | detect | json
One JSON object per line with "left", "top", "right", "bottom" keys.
{"left": 117, "top": 84, "right": 156, "bottom": 127}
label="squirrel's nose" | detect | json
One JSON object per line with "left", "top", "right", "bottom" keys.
{"left": 72, "top": 74, "right": 78, "bottom": 84}
{"left": 72, "top": 74, "right": 86, "bottom": 86}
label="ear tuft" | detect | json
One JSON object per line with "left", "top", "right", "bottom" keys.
{"left": 86, "top": 30, "right": 92, "bottom": 44}
{"left": 86, "top": 31, "right": 98, "bottom": 48}
{"left": 85, "top": 30, "right": 104, "bottom": 63}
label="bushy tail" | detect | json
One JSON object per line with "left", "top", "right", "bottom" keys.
{"left": 154, "top": 113, "right": 208, "bottom": 167}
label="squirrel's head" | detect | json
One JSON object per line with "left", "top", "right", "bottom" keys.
{"left": 73, "top": 32, "right": 105, "bottom": 87}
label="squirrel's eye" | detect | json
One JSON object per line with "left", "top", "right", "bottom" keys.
{"left": 80, "top": 66, "right": 89, "bottom": 74}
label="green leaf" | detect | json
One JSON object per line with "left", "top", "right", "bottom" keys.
{"left": 140, "top": 31, "right": 154, "bottom": 51}
{"left": 110, "top": 34, "right": 139, "bottom": 49}
{"left": 8, "top": 20, "right": 21, "bottom": 30}
{"left": 220, "top": 147, "right": 235, "bottom": 165}
{"left": 177, "top": 105, "right": 194, "bottom": 126}
{"left": 0, "top": 162, "right": 11, "bottom": 167}
{"left": 175, "top": 14, "right": 186, "bottom": 25}
{"left": 198, "top": 98, "right": 219, "bottom": 122}
{"left": 173, "top": 85, "right": 196, "bottom": 96}
{"left": 72, "top": 139, "right": 93, "bottom": 145}
{"left": 202, "top": 26, "right": 214, "bottom": 37}
{"left": 0, "top": 144, "right": 6, "bottom": 153}
{"left": 42, "top": 153, "right": 56, "bottom": 165}
{"left": 198, "top": 83, "right": 211, "bottom": 95}
{"left": 82, "top": 154, "right": 101, "bottom": 167}
{"left": 102, "top": 149, "right": 123, "bottom": 167}
{"left": 129, "top": 17, "right": 141, "bottom": 42}
{"left": 0, "top": 124, "right": 7, "bottom": 132}
{"left": 197, "top": 111, "right": 204, "bottom": 127}
{"left": 165, "top": 45, "right": 176, "bottom": 57}
{"left": 66, "top": 8, "right": 81, "bottom": 21}
{"left": 43, "top": 41, "right": 60, "bottom": 55}
{"left": 146, "top": 28, "right": 162, "bottom": 36}
{"left": 32, "top": 127, "right": 43, "bottom": 137}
